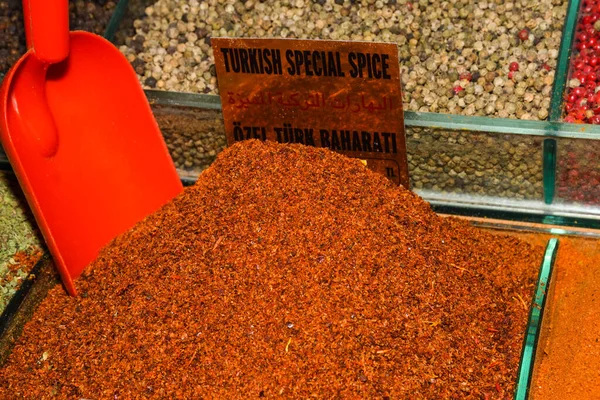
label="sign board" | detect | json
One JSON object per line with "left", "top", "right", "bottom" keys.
{"left": 212, "top": 38, "right": 409, "bottom": 188}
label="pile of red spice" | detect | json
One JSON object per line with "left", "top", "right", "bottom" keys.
{"left": 0, "top": 140, "right": 542, "bottom": 398}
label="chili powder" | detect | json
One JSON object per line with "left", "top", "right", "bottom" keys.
{"left": 530, "top": 237, "right": 600, "bottom": 399}
{"left": 0, "top": 140, "right": 542, "bottom": 398}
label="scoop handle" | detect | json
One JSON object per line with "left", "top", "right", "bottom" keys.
{"left": 23, "top": 0, "right": 70, "bottom": 63}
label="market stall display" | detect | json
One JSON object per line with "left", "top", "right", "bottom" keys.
{"left": 0, "top": 0, "right": 600, "bottom": 397}
{"left": 114, "top": 0, "right": 568, "bottom": 192}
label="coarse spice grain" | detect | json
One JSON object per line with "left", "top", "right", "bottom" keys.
{"left": 0, "top": 140, "right": 542, "bottom": 398}
{"left": 0, "top": 171, "right": 43, "bottom": 314}
{"left": 120, "top": 0, "right": 566, "bottom": 120}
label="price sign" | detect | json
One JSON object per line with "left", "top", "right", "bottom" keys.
{"left": 212, "top": 38, "right": 409, "bottom": 187}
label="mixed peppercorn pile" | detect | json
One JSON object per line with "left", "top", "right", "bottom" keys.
{"left": 0, "top": 140, "right": 541, "bottom": 398}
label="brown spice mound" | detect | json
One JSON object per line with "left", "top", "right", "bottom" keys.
{"left": 0, "top": 140, "right": 541, "bottom": 398}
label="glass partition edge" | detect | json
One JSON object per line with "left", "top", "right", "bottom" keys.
{"left": 457, "top": 217, "right": 600, "bottom": 239}
{"left": 420, "top": 189, "right": 600, "bottom": 219}
{"left": 514, "top": 238, "right": 559, "bottom": 400}
{"left": 549, "top": 0, "right": 581, "bottom": 121}
{"left": 405, "top": 111, "right": 600, "bottom": 138}
{"left": 543, "top": 138, "right": 557, "bottom": 205}
{"left": 0, "top": 88, "right": 598, "bottom": 140}
{"left": 144, "top": 90, "right": 600, "bottom": 139}
{"left": 545, "top": 0, "right": 580, "bottom": 207}
{"left": 146, "top": 90, "right": 222, "bottom": 109}
{"left": 103, "top": 0, "right": 130, "bottom": 43}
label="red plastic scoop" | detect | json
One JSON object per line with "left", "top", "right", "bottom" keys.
{"left": 0, "top": 0, "right": 183, "bottom": 295}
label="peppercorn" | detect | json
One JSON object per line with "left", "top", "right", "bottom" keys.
{"left": 459, "top": 72, "right": 473, "bottom": 82}
{"left": 144, "top": 76, "right": 158, "bottom": 88}
{"left": 453, "top": 85, "right": 465, "bottom": 95}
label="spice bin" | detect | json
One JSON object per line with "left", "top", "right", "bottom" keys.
{"left": 554, "top": 0, "right": 600, "bottom": 206}
{"left": 561, "top": 0, "right": 600, "bottom": 124}
{"left": 528, "top": 235, "right": 600, "bottom": 399}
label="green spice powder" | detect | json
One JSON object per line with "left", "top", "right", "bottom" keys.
{"left": 0, "top": 171, "right": 42, "bottom": 313}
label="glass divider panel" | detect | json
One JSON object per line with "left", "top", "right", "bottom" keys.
{"left": 104, "top": 0, "right": 130, "bottom": 42}
{"left": 144, "top": 90, "right": 600, "bottom": 137}
{"left": 546, "top": 0, "right": 582, "bottom": 205}
{"left": 150, "top": 103, "right": 227, "bottom": 179}
{"left": 543, "top": 138, "right": 558, "bottom": 205}
{"left": 514, "top": 238, "right": 559, "bottom": 400}
{"left": 144, "top": 91, "right": 600, "bottom": 224}
{"left": 406, "top": 127, "right": 544, "bottom": 203}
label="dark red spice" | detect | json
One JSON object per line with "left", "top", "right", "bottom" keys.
{"left": 509, "top": 62, "right": 519, "bottom": 72}
{"left": 459, "top": 72, "right": 472, "bottom": 82}
{"left": 0, "top": 141, "right": 541, "bottom": 398}
{"left": 518, "top": 28, "right": 530, "bottom": 41}
{"left": 452, "top": 85, "right": 464, "bottom": 95}
{"left": 563, "top": 1, "right": 600, "bottom": 123}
